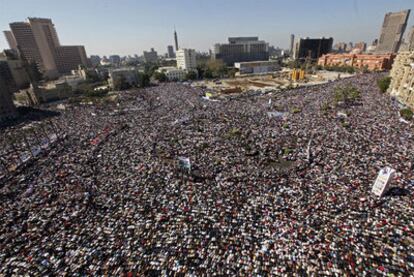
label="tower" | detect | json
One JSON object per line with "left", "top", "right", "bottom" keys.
{"left": 174, "top": 28, "right": 179, "bottom": 51}
{"left": 290, "top": 34, "right": 295, "bottom": 55}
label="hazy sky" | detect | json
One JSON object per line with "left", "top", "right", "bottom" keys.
{"left": 0, "top": 0, "right": 413, "bottom": 56}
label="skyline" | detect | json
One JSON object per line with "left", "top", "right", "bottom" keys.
{"left": 0, "top": 0, "right": 413, "bottom": 56}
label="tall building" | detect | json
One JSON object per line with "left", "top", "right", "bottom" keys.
{"left": 176, "top": 48, "right": 197, "bottom": 70}
{"left": 167, "top": 45, "right": 175, "bottom": 58}
{"left": 143, "top": 48, "right": 158, "bottom": 63}
{"left": 407, "top": 26, "right": 414, "bottom": 51}
{"left": 0, "top": 50, "right": 30, "bottom": 89}
{"left": 174, "top": 29, "right": 179, "bottom": 51}
{"left": 293, "top": 37, "right": 333, "bottom": 60}
{"left": 212, "top": 37, "right": 269, "bottom": 66}
{"left": 376, "top": 10, "right": 410, "bottom": 53}
{"left": 0, "top": 62, "right": 17, "bottom": 123}
{"left": 5, "top": 17, "right": 88, "bottom": 78}
{"left": 289, "top": 34, "right": 295, "bottom": 55}
{"left": 55, "top": 46, "right": 89, "bottom": 73}
{"left": 388, "top": 51, "right": 414, "bottom": 109}
{"left": 3, "top": 31, "right": 18, "bottom": 50}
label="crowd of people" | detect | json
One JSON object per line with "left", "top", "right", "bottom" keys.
{"left": 1, "top": 73, "right": 414, "bottom": 276}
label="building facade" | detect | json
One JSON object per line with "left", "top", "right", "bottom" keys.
{"left": 318, "top": 53, "right": 396, "bottom": 71}
{"left": 167, "top": 45, "right": 175, "bottom": 58}
{"left": 176, "top": 48, "right": 197, "bottom": 70}
{"left": 5, "top": 17, "right": 88, "bottom": 78}
{"left": 3, "top": 31, "right": 18, "bottom": 50}
{"left": 158, "top": 66, "right": 187, "bottom": 81}
{"left": 388, "top": 51, "right": 414, "bottom": 109}
{"left": 293, "top": 37, "right": 333, "bottom": 60}
{"left": 213, "top": 37, "right": 269, "bottom": 66}
{"left": 234, "top": 61, "right": 280, "bottom": 76}
{"left": 376, "top": 10, "right": 410, "bottom": 54}
{"left": 55, "top": 46, "right": 88, "bottom": 73}
{"left": 289, "top": 34, "right": 295, "bottom": 56}
{"left": 143, "top": 48, "right": 158, "bottom": 63}
{"left": 407, "top": 26, "right": 414, "bottom": 51}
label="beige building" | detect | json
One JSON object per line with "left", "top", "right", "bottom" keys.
{"left": 3, "top": 31, "right": 17, "bottom": 50}
{"left": 388, "top": 51, "right": 414, "bottom": 109}
{"left": 6, "top": 17, "right": 88, "bottom": 78}
{"left": 176, "top": 48, "right": 197, "bottom": 70}
{"left": 158, "top": 66, "right": 187, "bottom": 81}
{"left": 376, "top": 10, "right": 410, "bottom": 54}
{"left": 407, "top": 26, "right": 414, "bottom": 51}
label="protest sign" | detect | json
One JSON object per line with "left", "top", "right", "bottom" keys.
{"left": 372, "top": 167, "right": 396, "bottom": 197}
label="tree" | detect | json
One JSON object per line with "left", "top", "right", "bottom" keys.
{"left": 400, "top": 108, "right": 413, "bottom": 121}
{"left": 113, "top": 75, "right": 131, "bottom": 90}
{"left": 137, "top": 72, "right": 151, "bottom": 87}
{"left": 153, "top": 71, "right": 168, "bottom": 82}
{"left": 333, "top": 84, "right": 361, "bottom": 107}
{"left": 144, "top": 63, "right": 159, "bottom": 77}
{"left": 186, "top": 70, "right": 197, "bottom": 80}
{"left": 204, "top": 68, "right": 213, "bottom": 79}
{"left": 206, "top": 59, "right": 228, "bottom": 78}
{"left": 377, "top": 76, "right": 391, "bottom": 93}
{"left": 227, "top": 68, "right": 238, "bottom": 78}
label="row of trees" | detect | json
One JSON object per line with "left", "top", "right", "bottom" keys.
{"left": 112, "top": 72, "right": 150, "bottom": 91}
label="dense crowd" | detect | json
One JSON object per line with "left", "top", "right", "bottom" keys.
{"left": 1, "top": 74, "right": 414, "bottom": 276}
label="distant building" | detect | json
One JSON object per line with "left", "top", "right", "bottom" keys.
{"left": 334, "top": 42, "right": 348, "bottom": 53}
{"left": 3, "top": 31, "right": 17, "bottom": 50}
{"left": 213, "top": 37, "right": 269, "bottom": 66}
{"left": 289, "top": 34, "right": 295, "bottom": 56}
{"left": 5, "top": 17, "right": 89, "bottom": 78}
{"left": 89, "top": 55, "right": 101, "bottom": 67}
{"left": 158, "top": 66, "right": 187, "bottom": 81}
{"left": 376, "top": 10, "right": 410, "bottom": 53}
{"left": 293, "top": 37, "right": 333, "bottom": 60}
{"left": 388, "top": 51, "right": 414, "bottom": 109}
{"left": 234, "top": 61, "right": 280, "bottom": 76}
{"left": 318, "top": 53, "right": 396, "bottom": 71}
{"left": 176, "top": 48, "right": 197, "bottom": 70}
{"left": 353, "top": 42, "right": 367, "bottom": 53}
{"left": 109, "top": 55, "right": 121, "bottom": 65}
{"left": 108, "top": 67, "right": 139, "bottom": 88}
{"left": 268, "top": 46, "right": 283, "bottom": 57}
{"left": 143, "top": 48, "right": 158, "bottom": 63}
{"left": 167, "top": 45, "right": 175, "bottom": 58}
{"left": 0, "top": 63, "right": 17, "bottom": 122}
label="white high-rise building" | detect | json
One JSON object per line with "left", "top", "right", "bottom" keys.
{"left": 176, "top": 48, "right": 197, "bottom": 70}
